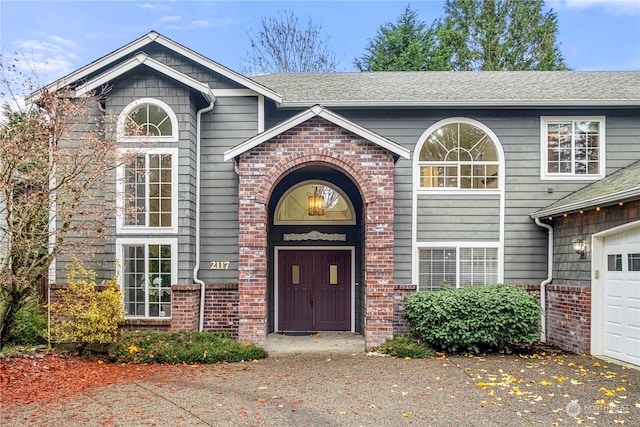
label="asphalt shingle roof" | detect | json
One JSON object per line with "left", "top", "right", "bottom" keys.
{"left": 251, "top": 71, "right": 640, "bottom": 107}
{"left": 531, "top": 160, "right": 640, "bottom": 218}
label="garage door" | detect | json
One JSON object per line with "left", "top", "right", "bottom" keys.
{"left": 603, "top": 227, "right": 640, "bottom": 365}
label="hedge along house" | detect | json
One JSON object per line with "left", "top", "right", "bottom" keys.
{"left": 38, "top": 32, "right": 640, "bottom": 358}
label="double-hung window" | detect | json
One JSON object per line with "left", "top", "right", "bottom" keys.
{"left": 419, "top": 247, "right": 498, "bottom": 291}
{"left": 541, "top": 117, "right": 605, "bottom": 180}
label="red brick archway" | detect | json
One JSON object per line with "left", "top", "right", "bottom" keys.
{"left": 236, "top": 116, "right": 396, "bottom": 350}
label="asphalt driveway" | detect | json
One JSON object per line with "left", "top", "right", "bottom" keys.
{"left": 3, "top": 339, "right": 639, "bottom": 426}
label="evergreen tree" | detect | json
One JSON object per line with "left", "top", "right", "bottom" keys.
{"left": 354, "top": 5, "right": 442, "bottom": 71}
{"left": 434, "top": 0, "right": 568, "bottom": 71}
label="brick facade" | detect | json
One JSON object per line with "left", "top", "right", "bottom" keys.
{"left": 392, "top": 284, "right": 417, "bottom": 336}
{"left": 236, "top": 116, "right": 397, "bottom": 349}
{"left": 545, "top": 284, "right": 591, "bottom": 354}
{"left": 202, "top": 284, "right": 239, "bottom": 338}
{"left": 169, "top": 285, "right": 200, "bottom": 331}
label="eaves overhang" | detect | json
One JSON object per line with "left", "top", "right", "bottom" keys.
{"left": 276, "top": 100, "right": 640, "bottom": 109}
{"left": 223, "top": 104, "right": 411, "bottom": 162}
{"left": 75, "top": 53, "right": 216, "bottom": 103}
{"left": 27, "top": 31, "right": 282, "bottom": 104}
{"left": 530, "top": 187, "right": 640, "bottom": 219}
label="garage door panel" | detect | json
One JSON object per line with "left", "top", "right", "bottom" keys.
{"left": 605, "top": 304, "right": 622, "bottom": 324}
{"left": 624, "top": 336, "right": 640, "bottom": 366}
{"left": 605, "top": 332, "right": 623, "bottom": 355}
{"left": 602, "top": 226, "right": 640, "bottom": 366}
{"left": 627, "top": 307, "right": 640, "bottom": 328}
{"left": 628, "top": 285, "right": 640, "bottom": 300}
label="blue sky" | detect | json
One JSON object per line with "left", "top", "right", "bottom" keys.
{"left": 1, "top": 0, "right": 639, "bottom": 84}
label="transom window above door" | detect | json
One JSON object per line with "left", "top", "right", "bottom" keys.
{"left": 275, "top": 181, "right": 355, "bottom": 225}
{"left": 417, "top": 120, "right": 500, "bottom": 190}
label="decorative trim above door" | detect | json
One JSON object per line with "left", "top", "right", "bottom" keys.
{"left": 283, "top": 230, "right": 347, "bottom": 241}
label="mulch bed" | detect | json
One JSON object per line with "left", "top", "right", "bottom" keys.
{"left": 0, "top": 349, "right": 177, "bottom": 409}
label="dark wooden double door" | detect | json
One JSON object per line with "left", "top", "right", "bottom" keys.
{"left": 278, "top": 249, "right": 351, "bottom": 331}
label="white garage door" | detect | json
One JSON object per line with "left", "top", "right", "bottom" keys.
{"left": 603, "top": 226, "right": 640, "bottom": 365}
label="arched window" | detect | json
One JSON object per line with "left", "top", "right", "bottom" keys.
{"left": 116, "top": 98, "right": 179, "bottom": 233}
{"left": 275, "top": 181, "right": 355, "bottom": 225}
{"left": 417, "top": 120, "right": 500, "bottom": 190}
{"left": 118, "top": 98, "right": 178, "bottom": 141}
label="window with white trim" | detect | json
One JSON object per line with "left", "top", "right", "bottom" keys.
{"left": 418, "top": 247, "right": 498, "bottom": 291}
{"left": 118, "top": 98, "right": 178, "bottom": 141}
{"left": 118, "top": 239, "right": 176, "bottom": 318}
{"left": 418, "top": 122, "right": 499, "bottom": 190}
{"left": 117, "top": 149, "right": 178, "bottom": 232}
{"left": 541, "top": 117, "right": 605, "bottom": 179}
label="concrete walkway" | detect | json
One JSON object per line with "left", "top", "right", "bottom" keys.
{"left": 264, "top": 332, "right": 366, "bottom": 355}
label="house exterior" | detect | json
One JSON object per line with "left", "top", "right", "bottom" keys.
{"left": 40, "top": 32, "right": 640, "bottom": 363}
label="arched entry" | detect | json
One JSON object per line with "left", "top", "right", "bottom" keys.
{"left": 268, "top": 166, "right": 363, "bottom": 333}
{"left": 231, "top": 110, "right": 407, "bottom": 349}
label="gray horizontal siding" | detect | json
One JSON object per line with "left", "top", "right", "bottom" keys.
{"left": 336, "top": 107, "right": 640, "bottom": 285}
{"left": 198, "top": 96, "right": 259, "bottom": 283}
{"left": 416, "top": 195, "right": 501, "bottom": 241}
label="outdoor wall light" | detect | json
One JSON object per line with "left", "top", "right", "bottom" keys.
{"left": 572, "top": 237, "right": 585, "bottom": 257}
{"left": 307, "top": 186, "right": 325, "bottom": 216}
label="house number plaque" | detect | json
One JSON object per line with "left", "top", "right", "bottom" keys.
{"left": 210, "top": 261, "right": 230, "bottom": 270}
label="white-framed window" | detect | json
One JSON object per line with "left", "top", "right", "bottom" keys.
{"left": 418, "top": 246, "right": 499, "bottom": 291}
{"left": 116, "top": 148, "right": 178, "bottom": 233}
{"left": 116, "top": 238, "right": 177, "bottom": 318}
{"left": 540, "top": 116, "right": 605, "bottom": 180}
{"left": 117, "top": 98, "right": 178, "bottom": 142}
{"left": 416, "top": 119, "right": 501, "bottom": 191}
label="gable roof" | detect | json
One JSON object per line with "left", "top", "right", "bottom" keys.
{"left": 30, "top": 31, "right": 281, "bottom": 103}
{"left": 75, "top": 53, "right": 215, "bottom": 102}
{"left": 223, "top": 105, "right": 411, "bottom": 161}
{"left": 531, "top": 160, "right": 640, "bottom": 218}
{"left": 251, "top": 71, "right": 640, "bottom": 108}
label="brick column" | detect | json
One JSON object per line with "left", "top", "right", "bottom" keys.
{"left": 363, "top": 196, "right": 396, "bottom": 350}
{"left": 170, "top": 285, "right": 200, "bottom": 331}
{"left": 236, "top": 170, "right": 268, "bottom": 346}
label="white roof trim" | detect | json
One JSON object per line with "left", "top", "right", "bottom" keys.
{"left": 75, "top": 53, "right": 215, "bottom": 102}
{"left": 224, "top": 105, "right": 411, "bottom": 161}
{"left": 278, "top": 100, "right": 640, "bottom": 108}
{"left": 29, "top": 31, "right": 281, "bottom": 103}
{"left": 530, "top": 187, "right": 640, "bottom": 218}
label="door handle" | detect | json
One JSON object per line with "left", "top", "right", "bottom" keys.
{"left": 309, "top": 288, "right": 314, "bottom": 307}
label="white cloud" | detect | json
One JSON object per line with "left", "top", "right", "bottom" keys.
{"left": 9, "top": 34, "right": 80, "bottom": 82}
{"left": 136, "top": 3, "right": 169, "bottom": 11}
{"left": 157, "top": 15, "right": 181, "bottom": 23}
{"left": 192, "top": 20, "right": 211, "bottom": 28}
{"left": 556, "top": 0, "right": 640, "bottom": 15}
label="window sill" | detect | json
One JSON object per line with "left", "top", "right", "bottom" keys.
{"left": 122, "top": 318, "right": 172, "bottom": 327}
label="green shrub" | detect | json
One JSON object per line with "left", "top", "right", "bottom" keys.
{"left": 405, "top": 285, "right": 542, "bottom": 354}
{"left": 377, "top": 335, "right": 435, "bottom": 358}
{"left": 46, "top": 258, "right": 124, "bottom": 355}
{"left": 6, "top": 298, "right": 47, "bottom": 346}
{"left": 108, "top": 331, "right": 268, "bottom": 364}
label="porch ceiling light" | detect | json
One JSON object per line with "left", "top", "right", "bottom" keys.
{"left": 572, "top": 237, "right": 585, "bottom": 257}
{"left": 308, "top": 186, "right": 325, "bottom": 216}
